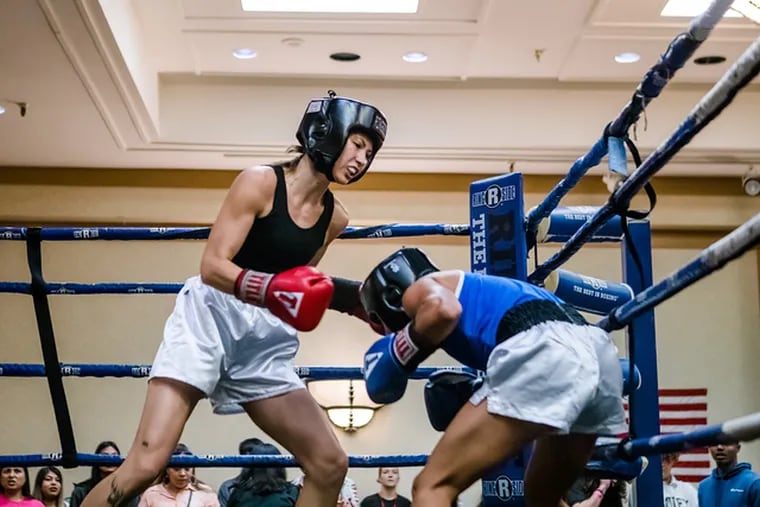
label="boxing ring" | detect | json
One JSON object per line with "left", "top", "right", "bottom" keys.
{"left": 1, "top": 0, "right": 760, "bottom": 505}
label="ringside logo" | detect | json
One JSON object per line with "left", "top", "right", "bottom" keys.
{"left": 131, "top": 366, "right": 151, "bottom": 377}
{"left": 368, "top": 228, "right": 392, "bottom": 238}
{"left": 471, "top": 184, "right": 517, "bottom": 209}
{"left": 443, "top": 224, "right": 469, "bottom": 234}
{"left": 482, "top": 475, "right": 524, "bottom": 502}
{"left": 73, "top": 228, "right": 99, "bottom": 239}
{"left": 580, "top": 275, "right": 608, "bottom": 291}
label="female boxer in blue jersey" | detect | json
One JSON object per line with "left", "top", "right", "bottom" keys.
{"left": 359, "top": 247, "right": 627, "bottom": 507}
{"left": 80, "top": 92, "right": 387, "bottom": 507}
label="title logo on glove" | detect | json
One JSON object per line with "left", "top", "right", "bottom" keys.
{"left": 272, "top": 291, "right": 304, "bottom": 318}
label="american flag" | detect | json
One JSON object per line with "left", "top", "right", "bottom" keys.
{"left": 624, "top": 388, "right": 711, "bottom": 483}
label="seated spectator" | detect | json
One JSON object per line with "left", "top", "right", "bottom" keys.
{"left": 70, "top": 441, "right": 137, "bottom": 507}
{"left": 139, "top": 444, "right": 218, "bottom": 507}
{"left": 226, "top": 441, "right": 299, "bottom": 507}
{"left": 360, "top": 468, "right": 411, "bottom": 507}
{"left": 561, "top": 478, "right": 627, "bottom": 507}
{"left": 1, "top": 467, "right": 45, "bottom": 507}
{"left": 33, "top": 467, "right": 63, "bottom": 507}
{"left": 217, "top": 438, "right": 263, "bottom": 507}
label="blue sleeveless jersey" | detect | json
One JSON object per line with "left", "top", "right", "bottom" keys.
{"left": 441, "top": 272, "right": 564, "bottom": 370}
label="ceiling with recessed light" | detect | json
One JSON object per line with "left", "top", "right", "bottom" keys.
{"left": 0, "top": 0, "right": 758, "bottom": 176}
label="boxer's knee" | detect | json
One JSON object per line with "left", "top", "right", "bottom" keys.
{"left": 412, "top": 473, "right": 456, "bottom": 506}
{"left": 300, "top": 444, "right": 348, "bottom": 490}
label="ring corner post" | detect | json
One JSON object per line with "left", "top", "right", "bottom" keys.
{"left": 623, "top": 220, "right": 662, "bottom": 507}
{"left": 470, "top": 173, "right": 530, "bottom": 506}
{"left": 469, "top": 173, "right": 527, "bottom": 280}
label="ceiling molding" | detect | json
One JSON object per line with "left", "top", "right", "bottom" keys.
{"left": 0, "top": 166, "right": 751, "bottom": 196}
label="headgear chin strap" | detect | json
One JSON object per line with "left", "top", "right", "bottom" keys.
{"left": 359, "top": 247, "right": 439, "bottom": 332}
{"left": 296, "top": 90, "right": 388, "bottom": 183}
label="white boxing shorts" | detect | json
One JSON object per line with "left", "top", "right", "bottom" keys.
{"left": 150, "top": 276, "right": 304, "bottom": 414}
{"left": 470, "top": 320, "right": 626, "bottom": 435}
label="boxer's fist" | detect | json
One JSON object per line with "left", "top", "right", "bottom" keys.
{"left": 236, "top": 266, "right": 334, "bottom": 332}
{"left": 351, "top": 304, "right": 387, "bottom": 335}
{"left": 363, "top": 336, "right": 409, "bottom": 404}
{"left": 329, "top": 277, "right": 386, "bottom": 335}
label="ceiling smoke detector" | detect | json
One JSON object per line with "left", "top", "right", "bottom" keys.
{"left": 281, "top": 37, "right": 304, "bottom": 47}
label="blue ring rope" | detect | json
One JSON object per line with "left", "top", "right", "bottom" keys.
{"left": 3, "top": 411, "right": 759, "bottom": 467}
{"left": 0, "top": 224, "right": 469, "bottom": 242}
{"left": 0, "top": 363, "right": 479, "bottom": 380}
{"left": 0, "top": 453, "right": 429, "bottom": 468}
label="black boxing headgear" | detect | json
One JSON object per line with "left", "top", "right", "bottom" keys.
{"left": 359, "top": 247, "right": 439, "bottom": 332}
{"left": 296, "top": 90, "right": 387, "bottom": 183}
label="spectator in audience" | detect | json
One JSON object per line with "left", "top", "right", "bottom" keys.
{"left": 225, "top": 441, "right": 299, "bottom": 507}
{"left": 662, "top": 452, "right": 699, "bottom": 507}
{"left": 561, "top": 477, "right": 627, "bottom": 507}
{"left": 1, "top": 467, "right": 45, "bottom": 507}
{"left": 33, "top": 467, "right": 63, "bottom": 507}
{"left": 71, "top": 441, "right": 137, "bottom": 507}
{"left": 360, "top": 468, "right": 411, "bottom": 507}
{"left": 335, "top": 477, "right": 359, "bottom": 507}
{"left": 292, "top": 474, "right": 358, "bottom": 507}
{"left": 139, "top": 444, "right": 218, "bottom": 507}
{"left": 699, "top": 441, "right": 760, "bottom": 507}
{"left": 217, "top": 438, "right": 263, "bottom": 507}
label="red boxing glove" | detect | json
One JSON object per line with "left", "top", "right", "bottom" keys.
{"left": 235, "top": 266, "right": 334, "bottom": 332}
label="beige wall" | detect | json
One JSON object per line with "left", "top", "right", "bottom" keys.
{"left": 0, "top": 177, "right": 758, "bottom": 505}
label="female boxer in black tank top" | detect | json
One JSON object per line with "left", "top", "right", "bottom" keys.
{"left": 80, "top": 95, "right": 388, "bottom": 507}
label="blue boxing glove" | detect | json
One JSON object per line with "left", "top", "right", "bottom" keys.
{"left": 619, "top": 358, "right": 642, "bottom": 396}
{"left": 363, "top": 335, "right": 410, "bottom": 404}
{"left": 586, "top": 440, "right": 648, "bottom": 480}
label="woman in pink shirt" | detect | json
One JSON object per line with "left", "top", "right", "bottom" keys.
{"left": 0, "top": 467, "right": 45, "bottom": 507}
{"left": 138, "top": 445, "right": 218, "bottom": 507}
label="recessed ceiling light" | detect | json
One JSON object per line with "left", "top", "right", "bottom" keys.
{"left": 614, "top": 52, "right": 641, "bottom": 64}
{"left": 403, "top": 51, "right": 428, "bottom": 63}
{"left": 233, "top": 48, "right": 257, "bottom": 59}
{"left": 241, "top": 0, "right": 418, "bottom": 13}
{"left": 660, "top": 0, "right": 743, "bottom": 17}
{"left": 0, "top": 105, "right": 5, "bottom": 115}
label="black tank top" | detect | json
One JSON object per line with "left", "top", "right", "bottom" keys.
{"left": 232, "top": 165, "right": 334, "bottom": 273}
